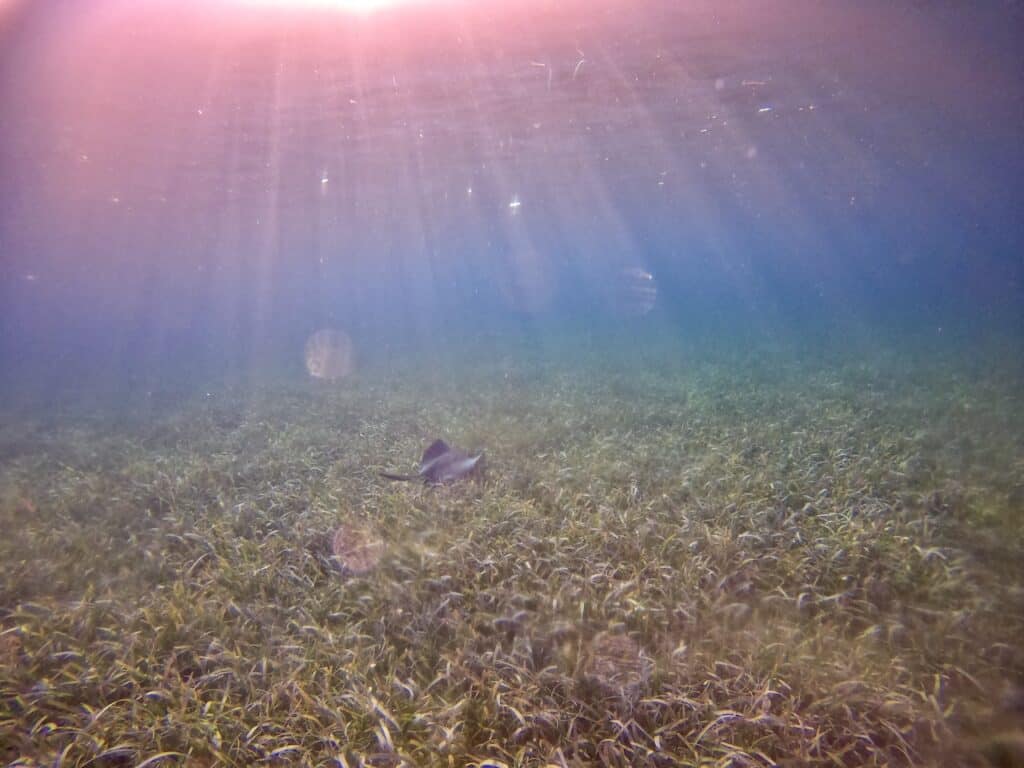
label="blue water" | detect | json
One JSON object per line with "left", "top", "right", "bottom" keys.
{"left": 0, "top": 0, "right": 1022, "bottom": 396}
{"left": 3, "top": 5, "right": 1024, "bottom": 763}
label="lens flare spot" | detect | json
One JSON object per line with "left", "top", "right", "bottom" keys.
{"left": 304, "top": 328, "right": 355, "bottom": 380}
{"left": 331, "top": 524, "right": 385, "bottom": 575}
{"left": 614, "top": 267, "right": 658, "bottom": 316}
{"left": 584, "top": 631, "right": 652, "bottom": 694}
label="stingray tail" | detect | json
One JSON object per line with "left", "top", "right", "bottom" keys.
{"left": 379, "top": 472, "right": 419, "bottom": 482}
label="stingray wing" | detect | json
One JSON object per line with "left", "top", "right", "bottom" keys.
{"left": 420, "top": 439, "right": 452, "bottom": 466}
{"left": 415, "top": 439, "right": 484, "bottom": 484}
{"left": 423, "top": 453, "right": 482, "bottom": 484}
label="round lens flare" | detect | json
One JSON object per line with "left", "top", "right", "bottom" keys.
{"left": 584, "top": 631, "right": 653, "bottom": 694}
{"left": 304, "top": 328, "right": 355, "bottom": 380}
{"left": 331, "top": 524, "right": 385, "bottom": 575}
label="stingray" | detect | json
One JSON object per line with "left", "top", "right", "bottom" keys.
{"left": 380, "top": 439, "right": 485, "bottom": 485}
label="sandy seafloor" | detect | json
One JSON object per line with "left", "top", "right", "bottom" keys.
{"left": 1, "top": 332, "right": 1023, "bottom": 767}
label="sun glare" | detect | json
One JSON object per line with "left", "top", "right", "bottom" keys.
{"left": 236, "top": 0, "right": 429, "bottom": 12}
